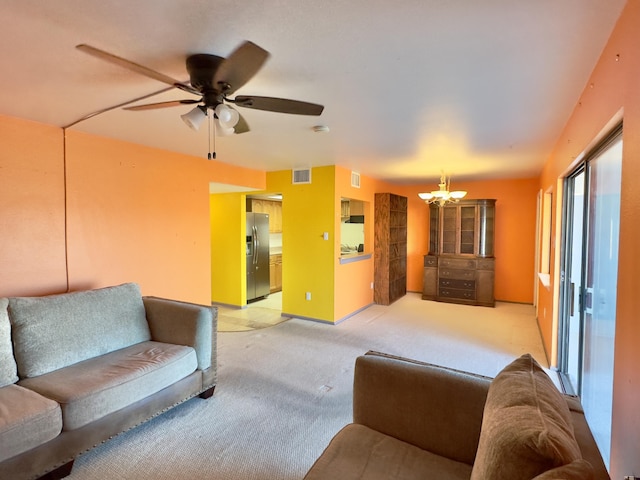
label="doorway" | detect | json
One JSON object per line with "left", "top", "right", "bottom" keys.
{"left": 558, "top": 125, "right": 622, "bottom": 469}
{"left": 246, "top": 193, "right": 283, "bottom": 313}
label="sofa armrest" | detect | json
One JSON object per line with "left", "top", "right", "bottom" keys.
{"left": 143, "top": 297, "right": 216, "bottom": 372}
{"left": 353, "top": 351, "right": 491, "bottom": 466}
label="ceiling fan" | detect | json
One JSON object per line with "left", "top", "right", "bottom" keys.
{"left": 75, "top": 41, "right": 324, "bottom": 137}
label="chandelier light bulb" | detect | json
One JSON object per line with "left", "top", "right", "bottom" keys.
{"left": 418, "top": 173, "right": 467, "bottom": 206}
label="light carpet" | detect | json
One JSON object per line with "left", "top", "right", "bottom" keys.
{"left": 68, "top": 293, "right": 546, "bottom": 479}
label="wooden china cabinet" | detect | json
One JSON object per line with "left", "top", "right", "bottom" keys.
{"left": 422, "top": 199, "right": 496, "bottom": 307}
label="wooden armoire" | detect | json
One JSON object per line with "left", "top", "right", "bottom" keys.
{"left": 422, "top": 199, "right": 496, "bottom": 307}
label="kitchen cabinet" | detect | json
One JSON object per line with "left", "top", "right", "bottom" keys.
{"left": 269, "top": 254, "right": 282, "bottom": 293}
{"left": 247, "top": 198, "right": 282, "bottom": 233}
{"left": 374, "top": 193, "right": 407, "bottom": 305}
{"left": 422, "top": 199, "right": 496, "bottom": 307}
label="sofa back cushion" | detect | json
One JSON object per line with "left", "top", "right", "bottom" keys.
{"left": 0, "top": 298, "right": 19, "bottom": 386}
{"left": 9, "top": 283, "right": 151, "bottom": 378}
{"left": 470, "top": 354, "right": 583, "bottom": 480}
{"left": 532, "top": 459, "right": 594, "bottom": 479}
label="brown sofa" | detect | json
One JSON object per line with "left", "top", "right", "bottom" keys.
{"left": 304, "top": 351, "right": 609, "bottom": 480}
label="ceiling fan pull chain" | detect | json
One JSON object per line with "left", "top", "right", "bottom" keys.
{"left": 207, "top": 107, "right": 217, "bottom": 160}
{"left": 212, "top": 108, "right": 217, "bottom": 159}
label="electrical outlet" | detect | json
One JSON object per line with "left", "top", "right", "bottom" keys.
{"left": 624, "top": 476, "right": 638, "bottom": 480}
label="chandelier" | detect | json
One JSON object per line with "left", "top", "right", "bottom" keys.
{"left": 418, "top": 173, "right": 467, "bottom": 207}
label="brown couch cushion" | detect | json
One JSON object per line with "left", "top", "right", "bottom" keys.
{"left": 532, "top": 459, "right": 594, "bottom": 479}
{"left": 470, "top": 354, "right": 583, "bottom": 480}
{"left": 304, "top": 424, "right": 473, "bottom": 480}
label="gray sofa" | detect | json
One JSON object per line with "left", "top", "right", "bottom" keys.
{"left": 304, "top": 351, "right": 610, "bottom": 480}
{"left": 0, "top": 283, "right": 217, "bottom": 480}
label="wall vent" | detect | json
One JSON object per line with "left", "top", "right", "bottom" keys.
{"left": 351, "top": 171, "right": 361, "bottom": 188}
{"left": 292, "top": 168, "right": 312, "bottom": 184}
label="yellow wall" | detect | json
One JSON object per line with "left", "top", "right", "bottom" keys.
{"left": 267, "top": 167, "right": 336, "bottom": 322}
{"left": 536, "top": 2, "right": 640, "bottom": 476}
{"left": 210, "top": 193, "right": 246, "bottom": 306}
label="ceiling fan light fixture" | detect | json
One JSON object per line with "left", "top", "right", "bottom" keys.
{"left": 215, "top": 104, "right": 240, "bottom": 128}
{"left": 181, "top": 106, "right": 207, "bottom": 131}
{"left": 214, "top": 118, "right": 235, "bottom": 136}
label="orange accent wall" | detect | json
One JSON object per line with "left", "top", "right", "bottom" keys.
{"left": 64, "top": 130, "right": 214, "bottom": 303}
{"left": 537, "top": 2, "right": 640, "bottom": 476}
{"left": 334, "top": 166, "right": 375, "bottom": 321}
{"left": 396, "top": 177, "right": 539, "bottom": 303}
{"left": 0, "top": 114, "right": 67, "bottom": 296}
{"left": 1, "top": 118, "right": 264, "bottom": 304}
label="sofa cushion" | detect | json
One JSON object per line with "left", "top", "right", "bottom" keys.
{"left": 0, "top": 298, "right": 19, "bottom": 387}
{"left": 304, "top": 424, "right": 473, "bottom": 480}
{"left": 532, "top": 459, "right": 594, "bottom": 479}
{"left": 19, "top": 341, "right": 197, "bottom": 430}
{"left": 0, "top": 384, "right": 62, "bottom": 462}
{"left": 9, "top": 283, "right": 151, "bottom": 378}
{"left": 470, "top": 354, "right": 582, "bottom": 480}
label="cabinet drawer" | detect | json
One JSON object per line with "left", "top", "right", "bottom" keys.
{"left": 439, "top": 278, "right": 475, "bottom": 290}
{"left": 424, "top": 255, "right": 438, "bottom": 267}
{"left": 477, "top": 258, "right": 495, "bottom": 270}
{"left": 439, "top": 288, "right": 476, "bottom": 300}
{"left": 438, "top": 268, "right": 475, "bottom": 281}
{"left": 439, "top": 257, "right": 476, "bottom": 269}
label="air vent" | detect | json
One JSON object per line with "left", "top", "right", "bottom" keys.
{"left": 351, "top": 171, "right": 361, "bottom": 188}
{"left": 292, "top": 168, "right": 311, "bottom": 184}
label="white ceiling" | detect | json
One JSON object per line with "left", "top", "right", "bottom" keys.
{"left": 0, "top": 0, "right": 626, "bottom": 185}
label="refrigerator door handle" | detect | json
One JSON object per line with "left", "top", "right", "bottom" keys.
{"left": 253, "top": 225, "right": 259, "bottom": 265}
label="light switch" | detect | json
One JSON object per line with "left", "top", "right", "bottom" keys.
{"left": 323, "top": 232, "right": 329, "bottom": 240}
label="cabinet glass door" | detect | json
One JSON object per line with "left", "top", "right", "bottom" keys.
{"left": 429, "top": 206, "right": 439, "bottom": 254}
{"left": 478, "top": 202, "right": 495, "bottom": 257}
{"left": 459, "top": 206, "right": 476, "bottom": 254}
{"left": 442, "top": 207, "right": 457, "bottom": 254}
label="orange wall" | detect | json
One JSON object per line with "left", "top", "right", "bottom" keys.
{"left": 334, "top": 166, "right": 375, "bottom": 321}
{"left": 1, "top": 119, "right": 264, "bottom": 304}
{"left": 0, "top": 115, "right": 67, "bottom": 296}
{"left": 537, "top": 1, "right": 640, "bottom": 476}
{"left": 397, "top": 177, "right": 539, "bottom": 303}
{"left": 65, "top": 130, "right": 214, "bottom": 303}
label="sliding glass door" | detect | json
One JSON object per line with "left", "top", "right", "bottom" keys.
{"left": 559, "top": 168, "right": 585, "bottom": 395}
{"left": 558, "top": 127, "right": 622, "bottom": 469}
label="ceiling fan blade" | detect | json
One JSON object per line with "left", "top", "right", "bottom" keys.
{"left": 234, "top": 96, "right": 324, "bottom": 116}
{"left": 76, "top": 44, "right": 199, "bottom": 95}
{"left": 124, "top": 99, "right": 200, "bottom": 111}
{"left": 64, "top": 86, "right": 176, "bottom": 128}
{"left": 229, "top": 106, "right": 250, "bottom": 134}
{"left": 214, "top": 41, "right": 270, "bottom": 95}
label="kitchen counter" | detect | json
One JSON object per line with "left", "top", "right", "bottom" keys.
{"left": 339, "top": 251, "right": 372, "bottom": 264}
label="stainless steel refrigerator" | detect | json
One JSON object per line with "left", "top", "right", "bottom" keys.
{"left": 246, "top": 212, "right": 270, "bottom": 301}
